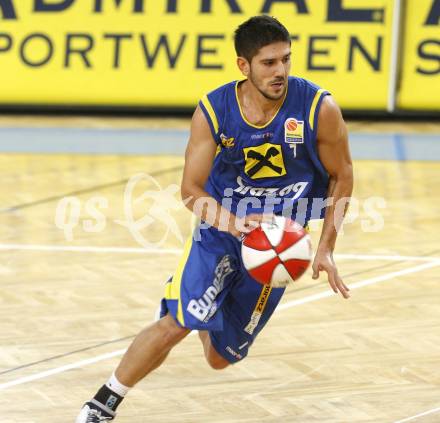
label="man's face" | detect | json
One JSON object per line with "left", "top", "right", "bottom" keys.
{"left": 248, "top": 41, "right": 291, "bottom": 101}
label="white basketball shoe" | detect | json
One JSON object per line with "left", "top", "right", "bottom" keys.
{"left": 76, "top": 401, "right": 116, "bottom": 422}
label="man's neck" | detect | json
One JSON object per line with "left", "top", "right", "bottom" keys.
{"left": 238, "top": 80, "right": 285, "bottom": 126}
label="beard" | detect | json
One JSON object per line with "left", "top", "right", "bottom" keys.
{"left": 249, "top": 72, "right": 286, "bottom": 101}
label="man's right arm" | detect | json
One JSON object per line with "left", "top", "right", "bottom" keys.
{"left": 181, "top": 106, "right": 239, "bottom": 235}
{"left": 181, "top": 106, "right": 264, "bottom": 237}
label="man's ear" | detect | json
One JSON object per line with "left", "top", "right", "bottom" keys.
{"left": 237, "top": 56, "right": 250, "bottom": 77}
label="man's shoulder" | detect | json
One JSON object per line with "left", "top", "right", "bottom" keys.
{"left": 198, "top": 80, "right": 237, "bottom": 139}
{"left": 288, "top": 76, "right": 326, "bottom": 94}
{"left": 205, "top": 80, "right": 237, "bottom": 100}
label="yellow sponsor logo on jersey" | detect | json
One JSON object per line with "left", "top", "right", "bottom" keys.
{"left": 220, "top": 133, "right": 235, "bottom": 148}
{"left": 243, "top": 143, "right": 286, "bottom": 179}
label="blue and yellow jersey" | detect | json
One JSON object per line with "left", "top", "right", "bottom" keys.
{"left": 199, "top": 76, "right": 330, "bottom": 221}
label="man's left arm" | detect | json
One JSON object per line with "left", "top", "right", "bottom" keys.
{"left": 313, "top": 95, "right": 353, "bottom": 299}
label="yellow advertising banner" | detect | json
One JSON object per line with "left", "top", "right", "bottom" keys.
{"left": 398, "top": 0, "right": 440, "bottom": 110}
{"left": 0, "top": 0, "right": 396, "bottom": 109}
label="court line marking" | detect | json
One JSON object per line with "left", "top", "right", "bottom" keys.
{"left": 393, "top": 406, "right": 440, "bottom": 423}
{"left": 0, "top": 243, "right": 439, "bottom": 263}
{"left": 277, "top": 261, "right": 438, "bottom": 310}
{"left": 0, "top": 260, "right": 438, "bottom": 391}
{"left": 335, "top": 253, "right": 440, "bottom": 263}
{"left": 0, "top": 350, "right": 127, "bottom": 391}
{"left": 0, "top": 335, "right": 135, "bottom": 376}
{"left": 0, "top": 243, "right": 184, "bottom": 255}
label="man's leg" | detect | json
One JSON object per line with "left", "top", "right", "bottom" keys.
{"left": 76, "top": 314, "right": 190, "bottom": 422}
{"left": 116, "top": 314, "right": 190, "bottom": 386}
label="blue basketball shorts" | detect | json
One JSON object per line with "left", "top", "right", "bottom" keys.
{"left": 160, "top": 224, "right": 286, "bottom": 364}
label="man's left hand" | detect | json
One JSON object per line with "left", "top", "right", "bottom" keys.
{"left": 312, "top": 249, "right": 350, "bottom": 299}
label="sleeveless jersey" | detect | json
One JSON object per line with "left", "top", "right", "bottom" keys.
{"left": 199, "top": 76, "right": 330, "bottom": 222}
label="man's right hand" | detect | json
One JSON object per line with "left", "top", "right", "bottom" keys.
{"left": 227, "top": 213, "right": 273, "bottom": 238}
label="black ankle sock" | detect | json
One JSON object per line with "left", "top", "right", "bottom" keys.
{"left": 94, "top": 384, "right": 124, "bottom": 412}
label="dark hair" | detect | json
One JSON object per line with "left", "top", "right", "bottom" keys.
{"left": 234, "top": 15, "right": 290, "bottom": 62}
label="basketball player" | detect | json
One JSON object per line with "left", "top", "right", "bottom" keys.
{"left": 76, "top": 15, "right": 353, "bottom": 422}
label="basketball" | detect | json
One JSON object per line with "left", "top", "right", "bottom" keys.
{"left": 241, "top": 216, "right": 312, "bottom": 288}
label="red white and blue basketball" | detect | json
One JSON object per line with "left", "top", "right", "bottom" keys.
{"left": 241, "top": 216, "right": 312, "bottom": 288}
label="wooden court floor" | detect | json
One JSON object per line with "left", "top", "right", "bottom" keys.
{"left": 0, "top": 121, "right": 439, "bottom": 423}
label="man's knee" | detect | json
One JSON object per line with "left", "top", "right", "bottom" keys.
{"left": 156, "top": 314, "right": 190, "bottom": 348}
{"left": 206, "top": 353, "right": 230, "bottom": 370}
